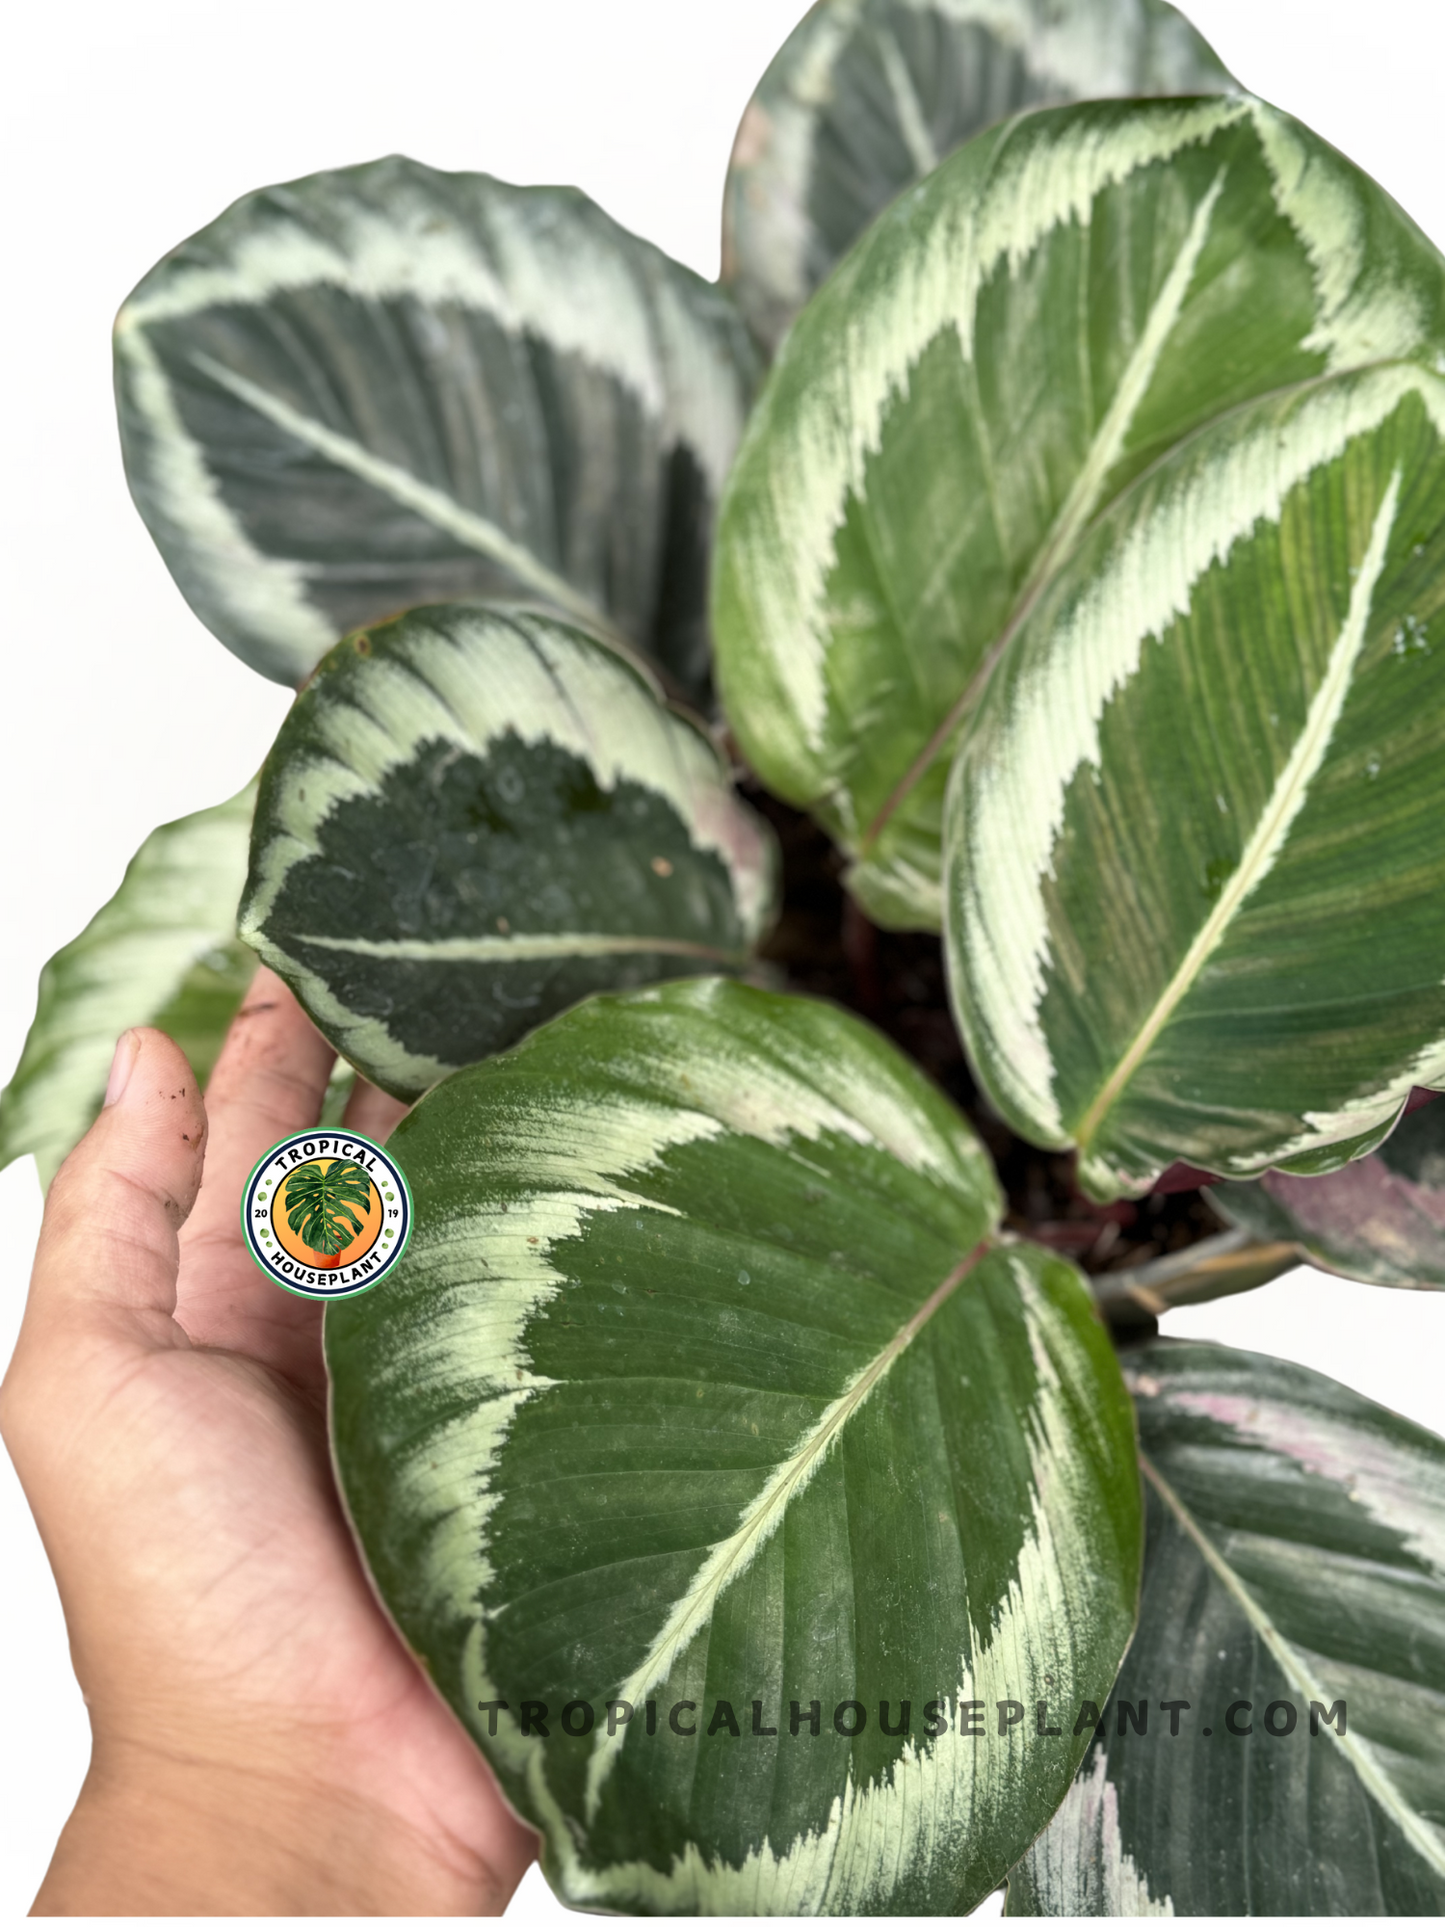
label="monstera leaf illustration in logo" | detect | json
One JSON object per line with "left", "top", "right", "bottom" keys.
{"left": 283, "top": 1159, "right": 374, "bottom": 1263}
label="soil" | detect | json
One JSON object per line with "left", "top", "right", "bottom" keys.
{"left": 747, "top": 785, "right": 1226, "bottom": 1280}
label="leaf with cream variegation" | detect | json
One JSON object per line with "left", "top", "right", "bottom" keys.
{"left": 325, "top": 977, "right": 1143, "bottom": 1916}
{"left": 0, "top": 784, "right": 257, "bottom": 1186}
{"left": 115, "top": 156, "right": 757, "bottom": 698}
{"left": 714, "top": 95, "right": 1445, "bottom": 931}
{"left": 723, "top": 0, "right": 1233, "bottom": 355}
{"left": 1213, "top": 1099, "right": 1445, "bottom": 1289}
{"left": 1009, "top": 1341, "right": 1445, "bottom": 1916}
{"left": 239, "top": 606, "right": 777, "bottom": 1100}
{"left": 946, "top": 364, "right": 1445, "bottom": 1198}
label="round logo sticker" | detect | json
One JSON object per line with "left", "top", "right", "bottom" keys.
{"left": 241, "top": 1130, "right": 412, "bottom": 1299}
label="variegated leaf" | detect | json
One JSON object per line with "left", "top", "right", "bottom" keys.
{"left": 240, "top": 606, "right": 777, "bottom": 1101}
{"left": 1009, "top": 1340, "right": 1445, "bottom": 1916}
{"left": 115, "top": 156, "right": 757, "bottom": 698}
{"left": 946, "top": 364, "right": 1445, "bottom": 1199}
{"left": 0, "top": 784, "right": 257, "bottom": 1186}
{"left": 722, "top": 0, "right": 1233, "bottom": 355}
{"left": 326, "top": 977, "right": 1142, "bottom": 1915}
{"left": 1213, "top": 1099, "right": 1445, "bottom": 1290}
{"left": 713, "top": 96, "right": 1445, "bottom": 930}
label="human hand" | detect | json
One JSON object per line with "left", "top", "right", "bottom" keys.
{"left": 0, "top": 972, "right": 537, "bottom": 1915}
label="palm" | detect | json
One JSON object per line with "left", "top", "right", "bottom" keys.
{"left": 106, "top": 1339, "right": 505, "bottom": 1855}
{"left": 14, "top": 974, "right": 535, "bottom": 1909}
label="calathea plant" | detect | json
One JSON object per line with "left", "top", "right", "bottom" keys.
{"left": 4, "top": 0, "right": 1445, "bottom": 1913}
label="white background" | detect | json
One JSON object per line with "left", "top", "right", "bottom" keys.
{"left": 2, "top": 0, "right": 1444, "bottom": 1914}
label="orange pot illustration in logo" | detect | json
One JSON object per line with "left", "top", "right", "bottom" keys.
{"left": 274, "top": 1158, "right": 384, "bottom": 1272}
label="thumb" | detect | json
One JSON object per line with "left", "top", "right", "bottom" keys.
{"left": 20, "top": 1027, "right": 208, "bottom": 1349}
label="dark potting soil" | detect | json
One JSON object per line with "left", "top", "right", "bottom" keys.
{"left": 747, "top": 784, "right": 1225, "bottom": 1278}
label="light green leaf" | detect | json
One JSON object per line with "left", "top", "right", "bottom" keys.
{"left": 326, "top": 976, "right": 1143, "bottom": 1915}
{"left": 240, "top": 605, "right": 778, "bottom": 1101}
{"left": 1213, "top": 1100, "right": 1445, "bottom": 1289}
{"left": 319, "top": 1061, "right": 358, "bottom": 1126}
{"left": 116, "top": 156, "right": 757, "bottom": 699}
{"left": 723, "top": 0, "right": 1233, "bottom": 355}
{"left": 0, "top": 784, "right": 257, "bottom": 1186}
{"left": 1009, "top": 1340, "right": 1445, "bottom": 1915}
{"left": 714, "top": 96, "right": 1445, "bottom": 931}
{"left": 946, "top": 363, "right": 1445, "bottom": 1198}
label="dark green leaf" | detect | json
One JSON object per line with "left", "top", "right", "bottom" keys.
{"left": 116, "top": 156, "right": 758, "bottom": 699}
{"left": 1010, "top": 1339, "right": 1445, "bottom": 1914}
{"left": 723, "top": 0, "right": 1233, "bottom": 354}
{"left": 1214, "top": 1100, "right": 1445, "bottom": 1289}
{"left": 326, "top": 977, "right": 1143, "bottom": 1914}
{"left": 946, "top": 364, "right": 1445, "bottom": 1197}
{"left": 240, "top": 605, "right": 778, "bottom": 1099}
{"left": 715, "top": 97, "right": 1445, "bottom": 931}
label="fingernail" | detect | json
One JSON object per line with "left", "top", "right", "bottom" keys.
{"left": 104, "top": 1030, "right": 142, "bottom": 1107}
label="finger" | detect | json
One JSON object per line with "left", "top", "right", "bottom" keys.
{"left": 341, "top": 1075, "right": 410, "bottom": 1145}
{"left": 12, "top": 1027, "right": 205, "bottom": 1356}
{"left": 175, "top": 967, "right": 335, "bottom": 1376}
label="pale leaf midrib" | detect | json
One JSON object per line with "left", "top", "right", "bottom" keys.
{"left": 860, "top": 360, "right": 1396, "bottom": 869}
{"left": 581, "top": 1237, "right": 992, "bottom": 1814}
{"left": 187, "top": 351, "right": 620, "bottom": 639}
{"left": 276, "top": 931, "right": 745, "bottom": 964}
{"left": 1023, "top": 171, "right": 1229, "bottom": 619}
{"left": 859, "top": 168, "right": 1227, "bottom": 859}
{"left": 1141, "top": 1450, "right": 1445, "bottom": 1880}
{"left": 874, "top": 27, "right": 939, "bottom": 177}
{"left": 1074, "top": 468, "right": 1402, "bottom": 1151}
